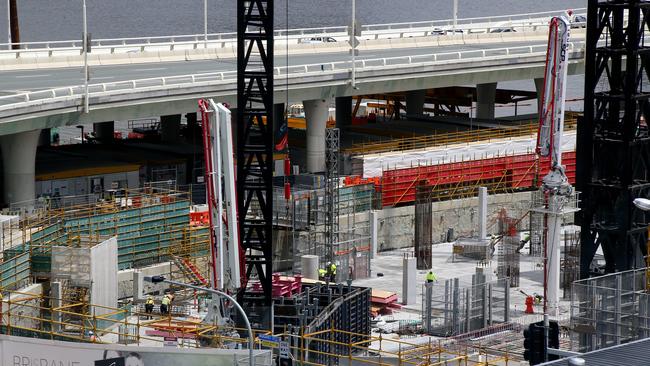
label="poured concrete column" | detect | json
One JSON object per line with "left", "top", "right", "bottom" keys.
{"left": 160, "top": 114, "right": 181, "bottom": 143}
{"left": 93, "top": 121, "right": 114, "bottom": 143}
{"left": 534, "top": 77, "right": 545, "bottom": 116}
{"left": 304, "top": 99, "right": 329, "bottom": 173}
{"left": 301, "top": 255, "right": 319, "bottom": 281}
{"left": 370, "top": 210, "right": 379, "bottom": 259}
{"left": 476, "top": 83, "right": 497, "bottom": 120}
{"left": 405, "top": 89, "right": 427, "bottom": 116}
{"left": 402, "top": 256, "right": 416, "bottom": 305}
{"left": 0, "top": 130, "right": 39, "bottom": 205}
{"left": 478, "top": 187, "right": 488, "bottom": 241}
{"left": 51, "top": 281, "right": 63, "bottom": 332}
{"left": 133, "top": 270, "right": 144, "bottom": 301}
{"left": 335, "top": 96, "right": 353, "bottom": 128}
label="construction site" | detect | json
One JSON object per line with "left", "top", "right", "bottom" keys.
{"left": 2, "top": 1, "right": 650, "bottom": 366}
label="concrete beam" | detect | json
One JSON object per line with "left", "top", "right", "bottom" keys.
{"left": 304, "top": 99, "right": 329, "bottom": 173}
{"left": 0, "top": 130, "right": 39, "bottom": 205}
{"left": 476, "top": 82, "right": 497, "bottom": 120}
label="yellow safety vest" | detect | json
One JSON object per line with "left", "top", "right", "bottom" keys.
{"left": 330, "top": 264, "right": 337, "bottom": 275}
{"left": 161, "top": 296, "right": 171, "bottom": 305}
{"left": 426, "top": 272, "right": 436, "bottom": 282}
{"left": 146, "top": 298, "right": 154, "bottom": 305}
{"left": 318, "top": 269, "right": 327, "bottom": 276}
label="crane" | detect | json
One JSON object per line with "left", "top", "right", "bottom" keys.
{"left": 536, "top": 15, "right": 572, "bottom": 316}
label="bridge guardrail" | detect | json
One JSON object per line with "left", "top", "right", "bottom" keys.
{"left": 0, "top": 41, "right": 585, "bottom": 112}
{"left": 0, "top": 8, "right": 585, "bottom": 58}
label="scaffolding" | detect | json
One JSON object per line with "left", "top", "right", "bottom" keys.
{"left": 415, "top": 184, "right": 433, "bottom": 269}
{"left": 297, "top": 183, "right": 374, "bottom": 282}
{"left": 570, "top": 268, "right": 650, "bottom": 353}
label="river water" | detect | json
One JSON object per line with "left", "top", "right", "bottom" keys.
{"left": 1, "top": 0, "right": 585, "bottom": 41}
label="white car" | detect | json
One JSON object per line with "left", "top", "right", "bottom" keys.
{"left": 300, "top": 36, "right": 337, "bottom": 44}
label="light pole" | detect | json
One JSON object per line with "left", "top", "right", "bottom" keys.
{"left": 203, "top": 0, "right": 208, "bottom": 48}
{"left": 6, "top": 0, "right": 10, "bottom": 49}
{"left": 144, "top": 276, "right": 254, "bottom": 366}
{"left": 452, "top": 0, "right": 458, "bottom": 33}
{"left": 82, "top": 0, "right": 89, "bottom": 113}
{"left": 351, "top": 0, "right": 356, "bottom": 89}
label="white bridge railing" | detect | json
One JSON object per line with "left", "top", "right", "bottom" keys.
{"left": 0, "top": 42, "right": 586, "bottom": 113}
{"left": 0, "top": 8, "right": 585, "bottom": 57}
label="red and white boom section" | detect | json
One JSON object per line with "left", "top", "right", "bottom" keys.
{"left": 199, "top": 99, "right": 241, "bottom": 293}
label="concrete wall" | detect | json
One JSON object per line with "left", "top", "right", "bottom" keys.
{"left": 117, "top": 262, "right": 174, "bottom": 299}
{"left": 375, "top": 191, "right": 532, "bottom": 252}
{"left": 90, "top": 237, "right": 118, "bottom": 315}
{"left": 1, "top": 283, "right": 43, "bottom": 330}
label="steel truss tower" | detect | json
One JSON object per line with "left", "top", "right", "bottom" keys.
{"left": 237, "top": 0, "right": 274, "bottom": 306}
{"left": 578, "top": 0, "right": 650, "bottom": 278}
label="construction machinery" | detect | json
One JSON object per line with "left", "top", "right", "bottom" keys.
{"left": 199, "top": 99, "right": 242, "bottom": 325}
{"left": 535, "top": 15, "right": 575, "bottom": 316}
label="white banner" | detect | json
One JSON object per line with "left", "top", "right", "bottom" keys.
{"left": 0, "top": 335, "right": 271, "bottom": 366}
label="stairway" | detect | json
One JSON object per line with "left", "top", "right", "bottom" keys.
{"left": 171, "top": 256, "right": 209, "bottom": 287}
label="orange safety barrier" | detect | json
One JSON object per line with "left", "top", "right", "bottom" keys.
{"left": 381, "top": 151, "right": 576, "bottom": 207}
{"left": 190, "top": 211, "right": 210, "bottom": 226}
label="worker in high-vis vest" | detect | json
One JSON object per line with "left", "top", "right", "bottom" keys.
{"left": 145, "top": 295, "right": 155, "bottom": 315}
{"left": 426, "top": 271, "right": 437, "bottom": 283}
{"left": 318, "top": 268, "right": 327, "bottom": 281}
{"left": 327, "top": 262, "right": 337, "bottom": 283}
{"left": 160, "top": 294, "right": 171, "bottom": 315}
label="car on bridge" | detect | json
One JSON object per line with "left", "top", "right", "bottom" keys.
{"left": 489, "top": 27, "right": 516, "bottom": 33}
{"left": 300, "top": 36, "right": 337, "bottom": 44}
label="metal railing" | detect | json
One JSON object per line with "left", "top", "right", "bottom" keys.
{"left": 0, "top": 42, "right": 586, "bottom": 113}
{"left": 0, "top": 8, "right": 585, "bottom": 57}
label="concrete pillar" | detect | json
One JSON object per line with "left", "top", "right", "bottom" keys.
{"left": 405, "top": 89, "right": 427, "bottom": 116}
{"left": 0, "top": 130, "right": 39, "bottom": 205}
{"left": 402, "top": 256, "right": 416, "bottom": 305}
{"left": 534, "top": 77, "right": 545, "bottom": 116}
{"left": 370, "top": 210, "right": 379, "bottom": 259}
{"left": 476, "top": 82, "right": 497, "bottom": 120}
{"left": 133, "top": 270, "right": 144, "bottom": 301}
{"left": 93, "top": 121, "right": 114, "bottom": 143}
{"left": 160, "top": 114, "right": 181, "bottom": 143}
{"left": 478, "top": 187, "right": 488, "bottom": 240}
{"left": 51, "top": 281, "right": 62, "bottom": 332}
{"left": 335, "top": 96, "right": 353, "bottom": 128}
{"left": 301, "top": 255, "right": 319, "bottom": 281}
{"left": 304, "top": 99, "right": 329, "bottom": 173}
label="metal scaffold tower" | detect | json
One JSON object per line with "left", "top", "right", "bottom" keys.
{"left": 577, "top": 0, "right": 650, "bottom": 278}
{"left": 237, "top": 0, "right": 274, "bottom": 308}
{"left": 325, "top": 127, "right": 340, "bottom": 265}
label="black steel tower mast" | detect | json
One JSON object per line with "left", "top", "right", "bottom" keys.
{"left": 578, "top": 0, "right": 650, "bottom": 278}
{"left": 237, "top": 0, "right": 274, "bottom": 306}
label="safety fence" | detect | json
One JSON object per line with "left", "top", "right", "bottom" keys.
{"left": 380, "top": 151, "right": 576, "bottom": 207}
{"left": 345, "top": 115, "right": 578, "bottom": 156}
{"left": 571, "top": 268, "right": 650, "bottom": 353}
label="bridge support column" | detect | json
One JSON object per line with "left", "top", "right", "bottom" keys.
{"left": 93, "top": 121, "right": 114, "bottom": 143}
{"left": 534, "top": 77, "right": 544, "bottom": 117}
{"left": 1, "top": 130, "right": 40, "bottom": 205}
{"left": 305, "top": 99, "right": 329, "bottom": 173}
{"left": 336, "top": 96, "right": 353, "bottom": 128}
{"left": 476, "top": 82, "right": 497, "bottom": 120}
{"left": 160, "top": 114, "right": 181, "bottom": 143}
{"left": 38, "top": 129, "right": 51, "bottom": 147}
{"left": 405, "top": 89, "right": 427, "bottom": 117}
